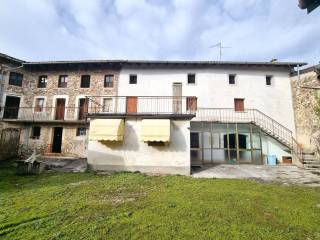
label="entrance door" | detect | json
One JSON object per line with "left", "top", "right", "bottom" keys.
{"left": 126, "top": 97, "right": 137, "bottom": 114}
{"left": 173, "top": 83, "right": 182, "bottom": 113}
{"left": 55, "top": 98, "right": 66, "bottom": 120}
{"left": 78, "top": 98, "right": 88, "bottom": 120}
{"left": 52, "top": 127, "right": 63, "bottom": 153}
{"left": 234, "top": 99, "right": 244, "bottom": 112}
{"left": 3, "top": 96, "right": 20, "bottom": 119}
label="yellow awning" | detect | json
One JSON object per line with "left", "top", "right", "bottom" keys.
{"left": 141, "top": 119, "right": 170, "bottom": 142}
{"left": 89, "top": 119, "right": 124, "bottom": 141}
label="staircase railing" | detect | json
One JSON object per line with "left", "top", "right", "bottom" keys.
{"left": 195, "top": 108, "right": 303, "bottom": 163}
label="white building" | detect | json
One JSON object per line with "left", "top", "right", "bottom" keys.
{"left": 87, "top": 60, "right": 305, "bottom": 175}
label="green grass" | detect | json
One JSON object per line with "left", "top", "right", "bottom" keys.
{"left": 0, "top": 162, "right": 320, "bottom": 240}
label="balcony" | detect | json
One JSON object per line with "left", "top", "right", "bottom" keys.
{"left": 86, "top": 96, "right": 197, "bottom": 119}
{"left": 0, "top": 107, "right": 88, "bottom": 123}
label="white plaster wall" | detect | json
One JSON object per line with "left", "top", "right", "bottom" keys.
{"left": 87, "top": 119, "right": 190, "bottom": 175}
{"left": 118, "top": 68, "right": 296, "bottom": 134}
{"left": 261, "top": 135, "right": 293, "bottom": 164}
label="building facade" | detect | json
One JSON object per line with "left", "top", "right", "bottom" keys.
{"left": 0, "top": 54, "right": 307, "bottom": 175}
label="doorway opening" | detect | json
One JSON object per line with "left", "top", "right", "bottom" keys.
{"left": 55, "top": 98, "right": 66, "bottom": 120}
{"left": 52, "top": 127, "right": 63, "bottom": 153}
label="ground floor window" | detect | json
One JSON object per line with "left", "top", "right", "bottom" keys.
{"left": 190, "top": 122, "right": 262, "bottom": 165}
{"left": 76, "top": 128, "right": 86, "bottom": 136}
{"left": 31, "top": 126, "right": 41, "bottom": 139}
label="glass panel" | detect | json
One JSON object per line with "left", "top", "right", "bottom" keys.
{"left": 221, "top": 133, "right": 228, "bottom": 149}
{"left": 191, "top": 150, "right": 202, "bottom": 165}
{"left": 252, "top": 150, "right": 262, "bottom": 165}
{"left": 203, "top": 132, "right": 211, "bottom": 148}
{"left": 190, "top": 132, "right": 200, "bottom": 148}
{"left": 212, "top": 149, "right": 228, "bottom": 164}
{"left": 228, "top": 123, "right": 236, "bottom": 133}
{"left": 190, "top": 122, "right": 203, "bottom": 132}
{"left": 239, "top": 150, "right": 252, "bottom": 164}
{"left": 229, "top": 150, "right": 237, "bottom": 164}
{"left": 252, "top": 133, "right": 261, "bottom": 149}
{"left": 237, "top": 123, "right": 251, "bottom": 133}
{"left": 252, "top": 124, "right": 261, "bottom": 133}
{"left": 202, "top": 122, "right": 211, "bottom": 132}
{"left": 212, "top": 133, "right": 220, "bottom": 148}
{"left": 203, "top": 149, "right": 211, "bottom": 164}
{"left": 238, "top": 133, "right": 251, "bottom": 150}
{"left": 212, "top": 123, "right": 228, "bottom": 132}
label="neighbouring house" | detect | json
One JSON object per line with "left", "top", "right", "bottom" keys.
{"left": 291, "top": 64, "right": 320, "bottom": 161}
{"left": 0, "top": 53, "right": 308, "bottom": 175}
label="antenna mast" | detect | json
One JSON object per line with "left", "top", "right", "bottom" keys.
{"left": 210, "top": 42, "right": 231, "bottom": 61}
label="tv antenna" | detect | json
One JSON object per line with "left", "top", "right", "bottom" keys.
{"left": 209, "top": 42, "right": 231, "bottom": 61}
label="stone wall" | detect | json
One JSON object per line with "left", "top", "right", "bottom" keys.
{"left": 1, "top": 67, "right": 119, "bottom": 157}
{"left": 291, "top": 70, "right": 320, "bottom": 157}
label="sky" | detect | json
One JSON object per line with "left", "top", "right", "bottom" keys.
{"left": 0, "top": 0, "right": 319, "bottom": 65}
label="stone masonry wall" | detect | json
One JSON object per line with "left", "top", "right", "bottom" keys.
{"left": 291, "top": 71, "right": 320, "bottom": 158}
{"left": 2, "top": 67, "right": 119, "bottom": 157}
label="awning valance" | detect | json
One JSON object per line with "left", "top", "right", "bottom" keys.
{"left": 89, "top": 119, "right": 124, "bottom": 141}
{"left": 141, "top": 119, "right": 170, "bottom": 142}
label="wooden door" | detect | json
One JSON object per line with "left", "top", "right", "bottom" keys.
{"left": 173, "top": 83, "right": 182, "bottom": 113}
{"left": 3, "top": 96, "right": 20, "bottom": 119}
{"left": 234, "top": 99, "right": 244, "bottom": 112}
{"left": 186, "top": 97, "right": 197, "bottom": 112}
{"left": 126, "top": 97, "right": 137, "bottom": 114}
{"left": 52, "top": 127, "right": 63, "bottom": 153}
{"left": 55, "top": 98, "right": 66, "bottom": 120}
{"left": 78, "top": 98, "right": 88, "bottom": 120}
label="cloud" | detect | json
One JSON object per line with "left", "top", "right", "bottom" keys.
{"left": 0, "top": 0, "right": 319, "bottom": 65}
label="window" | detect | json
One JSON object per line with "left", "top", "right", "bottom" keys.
{"left": 58, "top": 75, "right": 68, "bottom": 88}
{"left": 266, "top": 75, "right": 273, "bottom": 86}
{"left": 187, "top": 74, "right": 196, "bottom": 84}
{"left": 234, "top": 98, "right": 245, "bottom": 112}
{"left": 31, "top": 126, "right": 41, "bottom": 139}
{"left": 129, "top": 75, "right": 137, "bottom": 84}
{"left": 80, "top": 75, "right": 90, "bottom": 88}
{"left": 9, "top": 72, "right": 23, "bottom": 86}
{"left": 35, "top": 98, "right": 45, "bottom": 112}
{"left": 190, "top": 132, "right": 200, "bottom": 148}
{"left": 38, "top": 75, "right": 47, "bottom": 88}
{"left": 76, "top": 128, "right": 86, "bottom": 136}
{"left": 229, "top": 74, "right": 236, "bottom": 85}
{"left": 104, "top": 75, "right": 114, "bottom": 88}
{"left": 103, "top": 98, "right": 113, "bottom": 112}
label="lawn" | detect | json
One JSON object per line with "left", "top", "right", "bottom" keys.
{"left": 0, "top": 162, "right": 320, "bottom": 240}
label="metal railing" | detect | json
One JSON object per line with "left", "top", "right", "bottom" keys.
{"left": 86, "top": 96, "right": 198, "bottom": 116}
{"left": 195, "top": 108, "right": 303, "bottom": 163}
{"left": 0, "top": 107, "right": 87, "bottom": 122}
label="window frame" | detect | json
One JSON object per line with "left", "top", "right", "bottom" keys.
{"left": 229, "top": 74, "right": 236, "bottom": 85}
{"left": 187, "top": 74, "right": 196, "bottom": 85}
{"left": 31, "top": 126, "right": 41, "bottom": 139}
{"left": 104, "top": 75, "right": 114, "bottom": 88}
{"left": 102, "top": 97, "right": 113, "bottom": 112}
{"left": 38, "top": 75, "right": 47, "bottom": 88}
{"left": 129, "top": 74, "right": 137, "bottom": 84}
{"left": 8, "top": 72, "right": 23, "bottom": 87}
{"left": 266, "top": 75, "right": 273, "bottom": 86}
{"left": 34, "top": 97, "right": 45, "bottom": 112}
{"left": 58, "top": 75, "right": 68, "bottom": 88}
{"left": 80, "top": 75, "right": 91, "bottom": 88}
{"left": 76, "top": 127, "right": 87, "bottom": 136}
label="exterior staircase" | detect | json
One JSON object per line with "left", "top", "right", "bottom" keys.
{"left": 303, "top": 152, "right": 320, "bottom": 175}
{"left": 195, "top": 108, "right": 303, "bottom": 163}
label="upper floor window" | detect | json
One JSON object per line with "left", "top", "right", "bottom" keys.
{"left": 187, "top": 74, "right": 196, "bottom": 84}
{"left": 35, "top": 98, "right": 45, "bottom": 112}
{"left": 229, "top": 74, "right": 236, "bottom": 85}
{"left": 266, "top": 75, "right": 273, "bottom": 86}
{"left": 38, "top": 75, "right": 47, "bottom": 88}
{"left": 58, "top": 75, "right": 68, "bottom": 88}
{"left": 76, "top": 127, "right": 86, "bottom": 136}
{"left": 31, "top": 126, "right": 41, "bottom": 139}
{"left": 129, "top": 75, "right": 137, "bottom": 84}
{"left": 81, "top": 75, "right": 90, "bottom": 88}
{"left": 9, "top": 72, "right": 23, "bottom": 87}
{"left": 103, "top": 98, "right": 113, "bottom": 112}
{"left": 104, "top": 75, "right": 114, "bottom": 88}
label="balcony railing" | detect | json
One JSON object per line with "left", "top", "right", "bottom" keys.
{"left": 86, "top": 96, "right": 198, "bottom": 116}
{"left": 0, "top": 107, "right": 88, "bottom": 122}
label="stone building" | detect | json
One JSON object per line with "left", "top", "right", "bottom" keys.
{"left": 291, "top": 64, "right": 320, "bottom": 159}
{"left": 0, "top": 55, "right": 121, "bottom": 158}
